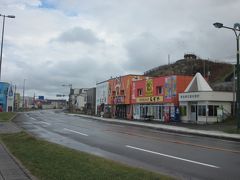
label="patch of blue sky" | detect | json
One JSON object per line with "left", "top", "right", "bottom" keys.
{"left": 38, "top": 0, "right": 56, "bottom": 9}
{"left": 38, "top": 0, "right": 78, "bottom": 16}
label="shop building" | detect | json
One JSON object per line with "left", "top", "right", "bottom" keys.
{"left": 96, "top": 80, "right": 111, "bottom": 117}
{"left": 132, "top": 75, "right": 192, "bottom": 122}
{"left": 0, "top": 82, "right": 14, "bottom": 112}
{"left": 108, "top": 75, "right": 145, "bottom": 119}
{"left": 179, "top": 73, "right": 232, "bottom": 124}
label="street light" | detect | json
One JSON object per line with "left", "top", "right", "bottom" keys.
{"left": 62, "top": 84, "right": 72, "bottom": 89}
{"left": 213, "top": 22, "right": 240, "bottom": 129}
{"left": 22, "top": 79, "right": 26, "bottom": 111}
{"left": 0, "top": 14, "right": 15, "bottom": 80}
{"left": 62, "top": 84, "right": 73, "bottom": 111}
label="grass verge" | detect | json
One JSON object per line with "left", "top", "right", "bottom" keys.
{"left": 220, "top": 117, "right": 240, "bottom": 134}
{"left": 0, "top": 132, "right": 173, "bottom": 180}
{"left": 0, "top": 112, "right": 16, "bottom": 122}
{"left": 223, "top": 128, "right": 240, "bottom": 134}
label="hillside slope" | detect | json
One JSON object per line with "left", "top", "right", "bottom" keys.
{"left": 144, "top": 55, "right": 233, "bottom": 91}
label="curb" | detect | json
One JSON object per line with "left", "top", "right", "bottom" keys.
{"left": 70, "top": 114, "right": 240, "bottom": 142}
{"left": 0, "top": 141, "right": 38, "bottom": 180}
{"left": 0, "top": 113, "right": 37, "bottom": 179}
{"left": 9, "top": 113, "right": 19, "bottom": 122}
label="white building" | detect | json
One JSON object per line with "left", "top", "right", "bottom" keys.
{"left": 179, "top": 73, "right": 232, "bottom": 124}
{"left": 76, "top": 95, "right": 86, "bottom": 111}
{"left": 20, "top": 96, "right": 34, "bottom": 109}
{"left": 70, "top": 88, "right": 88, "bottom": 111}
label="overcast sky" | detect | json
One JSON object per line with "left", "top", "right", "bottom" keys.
{"left": 0, "top": 0, "right": 239, "bottom": 99}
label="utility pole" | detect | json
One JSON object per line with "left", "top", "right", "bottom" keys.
{"left": 22, "top": 79, "right": 26, "bottom": 111}
{"left": 62, "top": 84, "right": 73, "bottom": 112}
{"left": 213, "top": 22, "right": 240, "bottom": 129}
{"left": 0, "top": 14, "right": 15, "bottom": 80}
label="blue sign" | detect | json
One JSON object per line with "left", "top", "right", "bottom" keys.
{"left": 0, "top": 82, "right": 10, "bottom": 112}
{"left": 38, "top": 96, "right": 44, "bottom": 100}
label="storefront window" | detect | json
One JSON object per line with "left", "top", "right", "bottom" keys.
{"left": 208, "top": 105, "right": 219, "bottom": 117}
{"left": 198, "top": 105, "right": 206, "bottom": 116}
{"left": 137, "top": 88, "right": 143, "bottom": 96}
{"left": 214, "top": 106, "right": 219, "bottom": 116}
{"left": 112, "top": 91, "right": 116, "bottom": 96}
{"left": 156, "top": 86, "right": 162, "bottom": 95}
{"left": 180, "top": 106, "right": 187, "bottom": 116}
{"left": 208, "top": 105, "right": 213, "bottom": 116}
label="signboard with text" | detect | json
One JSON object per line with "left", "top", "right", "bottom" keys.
{"left": 136, "top": 96, "right": 163, "bottom": 103}
{"left": 145, "top": 79, "right": 153, "bottom": 96}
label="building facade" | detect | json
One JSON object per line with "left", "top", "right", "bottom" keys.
{"left": 0, "top": 82, "right": 14, "bottom": 112}
{"left": 96, "top": 80, "right": 110, "bottom": 116}
{"left": 69, "top": 88, "right": 88, "bottom": 112}
{"left": 108, "top": 75, "right": 145, "bottom": 119}
{"left": 86, "top": 87, "right": 96, "bottom": 115}
{"left": 179, "top": 73, "right": 232, "bottom": 124}
{"left": 14, "top": 93, "right": 20, "bottom": 111}
{"left": 132, "top": 75, "right": 193, "bottom": 122}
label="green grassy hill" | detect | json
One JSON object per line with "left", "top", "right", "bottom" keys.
{"left": 144, "top": 55, "right": 233, "bottom": 91}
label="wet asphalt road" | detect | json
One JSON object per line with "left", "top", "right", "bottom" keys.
{"left": 14, "top": 110, "right": 240, "bottom": 180}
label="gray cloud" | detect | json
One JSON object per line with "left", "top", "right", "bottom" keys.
{"left": 54, "top": 27, "right": 103, "bottom": 44}
{"left": 125, "top": 32, "right": 166, "bottom": 71}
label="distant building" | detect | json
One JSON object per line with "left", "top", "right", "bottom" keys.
{"left": 20, "top": 96, "right": 34, "bottom": 109}
{"left": 86, "top": 87, "right": 96, "bottom": 115}
{"left": 41, "top": 99, "right": 66, "bottom": 109}
{"left": 184, "top": 53, "right": 197, "bottom": 60}
{"left": 14, "top": 93, "right": 20, "bottom": 111}
{"left": 69, "top": 88, "right": 88, "bottom": 112}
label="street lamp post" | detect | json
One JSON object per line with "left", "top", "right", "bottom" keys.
{"left": 62, "top": 84, "right": 73, "bottom": 111}
{"left": 213, "top": 22, "right": 240, "bottom": 129}
{"left": 22, "top": 79, "right": 26, "bottom": 111}
{"left": 0, "top": 14, "right": 15, "bottom": 80}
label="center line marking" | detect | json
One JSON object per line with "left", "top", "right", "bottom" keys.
{"left": 40, "top": 121, "right": 51, "bottom": 125}
{"left": 126, "top": 145, "right": 220, "bottom": 169}
{"left": 63, "top": 128, "right": 88, "bottom": 136}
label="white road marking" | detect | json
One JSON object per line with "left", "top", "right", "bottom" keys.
{"left": 126, "top": 145, "right": 220, "bottom": 169}
{"left": 40, "top": 121, "right": 51, "bottom": 125}
{"left": 63, "top": 128, "right": 88, "bottom": 136}
{"left": 30, "top": 117, "right": 37, "bottom": 121}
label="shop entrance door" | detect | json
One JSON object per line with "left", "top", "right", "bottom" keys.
{"left": 190, "top": 105, "right": 197, "bottom": 121}
{"left": 158, "top": 106, "right": 163, "bottom": 121}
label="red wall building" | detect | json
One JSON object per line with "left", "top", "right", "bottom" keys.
{"left": 132, "top": 75, "right": 192, "bottom": 122}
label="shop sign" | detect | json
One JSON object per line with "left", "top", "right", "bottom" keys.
{"left": 179, "top": 93, "right": 200, "bottom": 101}
{"left": 114, "top": 96, "right": 125, "bottom": 104}
{"left": 165, "top": 76, "right": 176, "bottom": 99}
{"left": 136, "top": 96, "right": 163, "bottom": 103}
{"left": 146, "top": 79, "right": 153, "bottom": 96}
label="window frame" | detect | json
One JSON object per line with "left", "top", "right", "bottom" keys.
{"left": 137, "top": 88, "right": 143, "bottom": 96}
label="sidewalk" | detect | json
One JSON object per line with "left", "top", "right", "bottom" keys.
{"left": 70, "top": 114, "right": 240, "bottom": 142}
{"left": 0, "top": 122, "right": 33, "bottom": 180}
